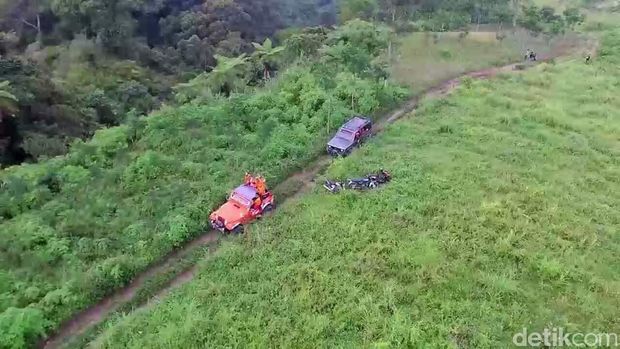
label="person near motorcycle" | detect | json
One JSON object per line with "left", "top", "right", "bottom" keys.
{"left": 525, "top": 49, "right": 536, "bottom": 61}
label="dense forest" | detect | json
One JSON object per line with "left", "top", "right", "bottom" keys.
{"left": 0, "top": 0, "right": 338, "bottom": 165}
{"left": 0, "top": 0, "right": 585, "bottom": 166}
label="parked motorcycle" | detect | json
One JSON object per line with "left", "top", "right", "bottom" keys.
{"left": 369, "top": 169, "right": 391, "bottom": 184}
{"left": 323, "top": 169, "right": 391, "bottom": 193}
{"left": 346, "top": 177, "right": 373, "bottom": 190}
{"left": 323, "top": 179, "right": 344, "bottom": 193}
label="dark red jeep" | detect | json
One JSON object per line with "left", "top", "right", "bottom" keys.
{"left": 326, "top": 116, "right": 372, "bottom": 157}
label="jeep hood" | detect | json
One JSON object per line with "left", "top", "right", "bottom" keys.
{"left": 327, "top": 136, "right": 354, "bottom": 150}
{"left": 211, "top": 201, "right": 249, "bottom": 227}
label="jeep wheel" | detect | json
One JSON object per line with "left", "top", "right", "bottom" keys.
{"left": 263, "top": 204, "right": 274, "bottom": 213}
{"left": 231, "top": 225, "right": 244, "bottom": 234}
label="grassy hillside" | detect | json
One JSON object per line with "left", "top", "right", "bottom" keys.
{"left": 91, "top": 30, "right": 620, "bottom": 348}
{"left": 0, "top": 21, "right": 407, "bottom": 348}
{"left": 390, "top": 29, "right": 584, "bottom": 93}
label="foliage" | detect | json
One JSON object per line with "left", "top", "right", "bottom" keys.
{"left": 89, "top": 30, "right": 620, "bottom": 349}
{"left": 0, "top": 0, "right": 588, "bottom": 167}
{"left": 0, "top": 81, "right": 17, "bottom": 105}
{"left": 340, "top": 0, "right": 379, "bottom": 22}
{"left": 0, "top": 307, "right": 48, "bottom": 349}
{"left": 417, "top": 9, "right": 472, "bottom": 31}
{"left": 251, "top": 38, "right": 285, "bottom": 80}
{"left": 320, "top": 19, "right": 392, "bottom": 77}
{"left": 202, "top": 53, "right": 249, "bottom": 96}
{"left": 282, "top": 27, "right": 329, "bottom": 60}
{"left": 0, "top": 51, "right": 167, "bottom": 165}
{"left": 563, "top": 7, "right": 586, "bottom": 29}
{"left": 0, "top": 21, "right": 406, "bottom": 348}
{"left": 0, "top": 80, "right": 17, "bottom": 117}
{"left": 518, "top": 5, "right": 585, "bottom": 37}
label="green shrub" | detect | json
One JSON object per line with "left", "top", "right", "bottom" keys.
{"left": 461, "top": 76, "right": 474, "bottom": 89}
{"left": 0, "top": 308, "right": 48, "bottom": 349}
{"left": 439, "top": 49, "right": 453, "bottom": 59}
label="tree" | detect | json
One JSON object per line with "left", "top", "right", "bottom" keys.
{"left": 518, "top": 5, "right": 567, "bottom": 44}
{"left": 178, "top": 35, "right": 216, "bottom": 70}
{"left": 321, "top": 20, "right": 391, "bottom": 77}
{"left": 51, "top": 0, "right": 147, "bottom": 53}
{"left": 489, "top": 3, "right": 513, "bottom": 31}
{"left": 379, "top": 0, "right": 413, "bottom": 24}
{"left": 282, "top": 27, "right": 328, "bottom": 60}
{"left": 518, "top": 5, "right": 543, "bottom": 35}
{"left": 251, "top": 38, "right": 284, "bottom": 80}
{"left": 0, "top": 80, "right": 17, "bottom": 121}
{"left": 540, "top": 6, "right": 560, "bottom": 22}
{"left": 0, "top": 80, "right": 18, "bottom": 161}
{"left": 0, "top": 31, "right": 19, "bottom": 55}
{"left": 510, "top": 0, "right": 521, "bottom": 27}
{"left": 0, "top": 0, "right": 52, "bottom": 45}
{"left": 172, "top": 52, "right": 251, "bottom": 101}
{"left": 206, "top": 54, "right": 250, "bottom": 96}
{"left": 340, "top": 0, "right": 379, "bottom": 22}
{"left": 563, "top": 7, "right": 585, "bottom": 30}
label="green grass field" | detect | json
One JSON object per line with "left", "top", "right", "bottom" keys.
{"left": 89, "top": 31, "right": 620, "bottom": 348}
{"left": 390, "top": 29, "right": 584, "bottom": 93}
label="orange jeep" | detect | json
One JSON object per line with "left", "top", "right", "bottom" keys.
{"left": 209, "top": 177, "right": 274, "bottom": 234}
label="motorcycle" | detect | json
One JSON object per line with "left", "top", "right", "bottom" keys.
{"left": 368, "top": 169, "right": 391, "bottom": 184}
{"left": 323, "top": 179, "right": 345, "bottom": 194}
{"left": 346, "top": 177, "right": 374, "bottom": 190}
{"left": 324, "top": 169, "right": 392, "bottom": 193}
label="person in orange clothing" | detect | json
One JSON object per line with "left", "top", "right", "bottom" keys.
{"left": 251, "top": 195, "right": 262, "bottom": 214}
{"left": 255, "top": 176, "right": 266, "bottom": 197}
{"left": 244, "top": 172, "right": 252, "bottom": 185}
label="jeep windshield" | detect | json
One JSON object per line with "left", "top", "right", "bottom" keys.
{"left": 230, "top": 192, "right": 252, "bottom": 208}
{"left": 336, "top": 129, "right": 355, "bottom": 141}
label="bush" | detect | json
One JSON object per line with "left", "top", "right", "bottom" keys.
{"left": 0, "top": 308, "right": 48, "bottom": 349}
{"left": 394, "top": 21, "right": 419, "bottom": 34}
{"left": 20, "top": 133, "right": 68, "bottom": 162}
{"left": 439, "top": 49, "right": 453, "bottom": 59}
